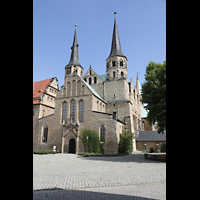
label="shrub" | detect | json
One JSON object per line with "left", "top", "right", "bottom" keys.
{"left": 33, "top": 149, "right": 60, "bottom": 154}
{"left": 79, "top": 129, "right": 104, "bottom": 153}
{"left": 119, "top": 131, "right": 133, "bottom": 153}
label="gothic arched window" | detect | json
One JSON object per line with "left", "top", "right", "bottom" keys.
{"left": 120, "top": 60, "right": 123, "bottom": 66}
{"left": 70, "top": 100, "right": 76, "bottom": 123}
{"left": 79, "top": 100, "right": 84, "bottom": 122}
{"left": 62, "top": 101, "right": 67, "bottom": 123}
{"left": 43, "top": 126, "right": 48, "bottom": 143}
{"left": 100, "top": 125, "right": 106, "bottom": 142}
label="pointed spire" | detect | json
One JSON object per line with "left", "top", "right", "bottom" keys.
{"left": 136, "top": 73, "right": 141, "bottom": 95}
{"left": 67, "top": 24, "right": 81, "bottom": 66}
{"left": 108, "top": 12, "right": 126, "bottom": 58}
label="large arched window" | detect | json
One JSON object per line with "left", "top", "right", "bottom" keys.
{"left": 79, "top": 100, "right": 84, "bottom": 122}
{"left": 42, "top": 126, "right": 48, "bottom": 143}
{"left": 62, "top": 102, "right": 67, "bottom": 123}
{"left": 70, "top": 100, "right": 76, "bottom": 123}
{"left": 100, "top": 125, "right": 105, "bottom": 142}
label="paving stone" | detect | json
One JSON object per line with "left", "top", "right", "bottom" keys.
{"left": 33, "top": 153, "right": 166, "bottom": 199}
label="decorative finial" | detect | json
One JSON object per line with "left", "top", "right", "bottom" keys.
{"left": 75, "top": 24, "right": 77, "bottom": 27}
{"left": 137, "top": 72, "right": 139, "bottom": 80}
{"left": 114, "top": 12, "right": 117, "bottom": 19}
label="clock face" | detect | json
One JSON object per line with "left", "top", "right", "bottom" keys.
{"left": 67, "top": 67, "right": 71, "bottom": 74}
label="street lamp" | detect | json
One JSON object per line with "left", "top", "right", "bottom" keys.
{"left": 156, "top": 143, "right": 159, "bottom": 151}
{"left": 86, "top": 136, "right": 88, "bottom": 155}
{"left": 61, "top": 120, "right": 65, "bottom": 154}
{"left": 144, "top": 143, "right": 147, "bottom": 150}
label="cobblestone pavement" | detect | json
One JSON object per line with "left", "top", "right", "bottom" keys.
{"left": 33, "top": 153, "right": 166, "bottom": 199}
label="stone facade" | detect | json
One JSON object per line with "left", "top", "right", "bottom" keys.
{"left": 33, "top": 14, "right": 145, "bottom": 154}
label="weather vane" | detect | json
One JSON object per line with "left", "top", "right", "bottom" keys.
{"left": 137, "top": 72, "right": 139, "bottom": 79}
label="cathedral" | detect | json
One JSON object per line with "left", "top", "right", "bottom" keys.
{"left": 33, "top": 13, "right": 143, "bottom": 154}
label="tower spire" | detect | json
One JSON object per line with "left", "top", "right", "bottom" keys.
{"left": 108, "top": 12, "right": 126, "bottom": 58}
{"left": 67, "top": 24, "right": 81, "bottom": 66}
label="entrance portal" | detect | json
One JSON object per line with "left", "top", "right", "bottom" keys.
{"left": 69, "top": 138, "right": 76, "bottom": 153}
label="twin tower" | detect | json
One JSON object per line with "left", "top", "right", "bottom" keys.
{"left": 64, "top": 12, "right": 128, "bottom": 82}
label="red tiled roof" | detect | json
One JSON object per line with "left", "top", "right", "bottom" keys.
{"left": 33, "top": 78, "right": 53, "bottom": 104}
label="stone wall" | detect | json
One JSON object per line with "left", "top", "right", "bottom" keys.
{"left": 136, "top": 141, "right": 166, "bottom": 152}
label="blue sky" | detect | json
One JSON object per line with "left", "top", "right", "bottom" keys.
{"left": 33, "top": 0, "right": 166, "bottom": 89}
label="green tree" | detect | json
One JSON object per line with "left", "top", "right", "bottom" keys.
{"left": 119, "top": 131, "right": 133, "bottom": 153}
{"left": 141, "top": 61, "right": 166, "bottom": 133}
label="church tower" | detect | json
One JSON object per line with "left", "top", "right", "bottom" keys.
{"left": 65, "top": 24, "right": 83, "bottom": 79}
{"left": 106, "top": 12, "right": 128, "bottom": 81}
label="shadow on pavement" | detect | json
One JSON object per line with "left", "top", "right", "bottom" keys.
{"left": 77, "top": 154, "right": 163, "bottom": 163}
{"left": 33, "top": 188, "right": 157, "bottom": 200}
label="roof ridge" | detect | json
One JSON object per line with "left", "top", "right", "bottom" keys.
{"left": 77, "top": 73, "right": 107, "bottom": 103}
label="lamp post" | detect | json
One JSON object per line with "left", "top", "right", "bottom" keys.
{"left": 61, "top": 120, "right": 65, "bottom": 154}
{"left": 144, "top": 143, "right": 147, "bottom": 158}
{"left": 156, "top": 143, "right": 159, "bottom": 151}
{"left": 144, "top": 143, "right": 147, "bottom": 151}
{"left": 86, "top": 136, "right": 88, "bottom": 155}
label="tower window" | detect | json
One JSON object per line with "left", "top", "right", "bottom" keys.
{"left": 94, "top": 77, "right": 97, "bottom": 84}
{"left": 112, "top": 60, "right": 116, "bottom": 67}
{"left": 90, "top": 70, "right": 92, "bottom": 75}
{"left": 89, "top": 77, "right": 92, "bottom": 84}
{"left": 67, "top": 67, "right": 71, "bottom": 74}
{"left": 113, "top": 111, "right": 117, "bottom": 120}
{"left": 113, "top": 71, "right": 115, "bottom": 78}
{"left": 121, "top": 71, "right": 124, "bottom": 76}
{"left": 120, "top": 60, "right": 123, "bottom": 66}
